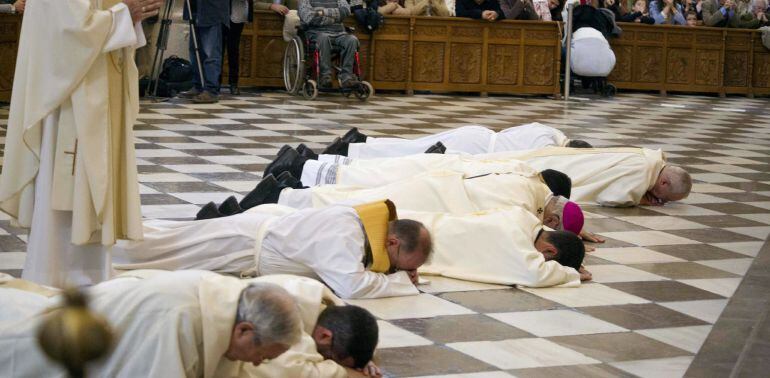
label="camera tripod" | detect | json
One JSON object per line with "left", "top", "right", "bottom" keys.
{"left": 146, "top": 0, "right": 206, "bottom": 101}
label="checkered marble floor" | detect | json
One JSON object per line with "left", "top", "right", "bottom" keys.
{"left": 2, "top": 91, "right": 770, "bottom": 377}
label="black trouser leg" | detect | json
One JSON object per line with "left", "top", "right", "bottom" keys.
{"left": 227, "top": 22, "right": 245, "bottom": 86}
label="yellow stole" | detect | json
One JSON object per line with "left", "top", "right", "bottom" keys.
{"left": 354, "top": 200, "right": 398, "bottom": 273}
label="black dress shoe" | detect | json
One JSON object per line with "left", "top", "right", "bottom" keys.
{"left": 240, "top": 175, "right": 281, "bottom": 210}
{"left": 229, "top": 84, "right": 241, "bottom": 95}
{"left": 341, "top": 127, "right": 367, "bottom": 143}
{"left": 321, "top": 137, "right": 349, "bottom": 156}
{"left": 218, "top": 195, "right": 243, "bottom": 216}
{"left": 425, "top": 141, "right": 447, "bottom": 154}
{"left": 195, "top": 202, "right": 224, "bottom": 220}
{"left": 264, "top": 146, "right": 299, "bottom": 177}
{"left": 296, "top": 143, "right": 319, "bottom": 160}
{"left": 276, "top": 171, "right": 303, "bottom": 189}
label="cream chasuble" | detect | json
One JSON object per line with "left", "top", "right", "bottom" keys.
{"left": 404, "top": 207, "right": 580, "bottom": 287}
{"left": 484, "top": 147, "right": 666, "bottom": 207}
{"left": 0, "top": 0, "right": 144, "bottom": 286}
{"left": 280, "top": 169, "right": 551, "bottom": 221}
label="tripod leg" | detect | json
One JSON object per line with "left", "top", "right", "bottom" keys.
{"left": 148, "top": 0, "right": 176, "bottom": 98}
{"left": 185, "top": 0, "right": 206, "bottom": 87}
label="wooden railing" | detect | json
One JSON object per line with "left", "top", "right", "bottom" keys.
{"left": 608, "top": 23, "right": 770, "bottom": 97}
{"left": 0, "top": 14, "right": 22, "bottom": 102}
{"left": 238, "top": 13, "right": 563, "bottom": 97}
{"left": 1, "top": 12, "right": 769, "bottom": 101}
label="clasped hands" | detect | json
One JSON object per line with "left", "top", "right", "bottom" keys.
{"left": 124, "top": 0, "right": 162, "bottom": 23}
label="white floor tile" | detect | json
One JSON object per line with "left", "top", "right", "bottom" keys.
{"left": 448, "top": 338, "right": 600, "bottom": 369}
{"left": 418, "top": 276, "right": 510, "bottom": 294}
{"left": 635, "top": 326, "right": 712, "bottom": 354}
{"left": 679, "top": 278, "right": 742, "bottom": 297}
{"left": 345, "top": 294, "right": 475, "bottom": 320}
{"left": 696, "top": 258, "right": 754, "bottom": 276}
{"left": 586, "top": 264, "right": 669, "bottom": 283}
{"left": 600, "top": 231, "right": 699, "bottom": 246}
{"left": 610, "top": 356, "right": 694, "bottom": 378}
{"left": 709, "top": 241, "right": 764, "bottom": 257}
{"left": 521, "top": 283, "right": 649, "bottom": 308}
{"left": 646, "top": 204, "right": 724, "bottom": 216}
{"left": 735, "top": 213, "right": 770, "bottom": 225}
{"left": 489, "top": 310, "right": 627, "bottom": 337}
{"left": 141, "top": 204, "right": 202, "bottom": 220}
{"left": 0, "top": 252, "right": 26, "bottom": 270}
{"left": 591, "top": 247, "right": 686, "bottom": 264}
{"left": 616, "top": 216, "right": 708, "bottom": 231}
{"left": 376, "top": 321, "right": 433, "bottom": 349}
{"left": 138, "top": 173, "right": 201, "bottom": 183}
{"left": 659, "top": 299, "right": 728, "bottom": 324}
{"left": 690, "top": 183, "right": 744, "bottom": 193}
{"left": 725, "top": 226, "right": 770, "bottom": 240}
{"left": 404, "top": 373, "right": 515, "bottom": 378}
{"left": 202, "top": 155, "right": 271, "bottom": 165}
{"left": 165, "top": 164, "right": 241, "bottom": 173}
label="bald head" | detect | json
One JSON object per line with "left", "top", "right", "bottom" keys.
{"left": 652, "top": 165, "right": 692, "bottom": 203}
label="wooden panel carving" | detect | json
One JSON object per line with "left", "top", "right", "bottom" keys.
{"left": 668, "top": 33, "right": 693, "bottom": 44}
{"left": 634, "top": 46, "right": 663, "bottom": 83}
{"left": 638, "top": 31, "right": 664, "bottom": 42}
{"left": 724, "top": 51, "right": 748, "bottom": 87}
{"left": 489, "top": 28, "right": 520, "bottom": 40}
{"left": 487, "top": 44, "right": 519, "bottom": 85}
{"left": 608, "top": 45, "right": 633, "bottom": 82}
{"left": 414, "top": 25, "right": 447, "bottom": 37}
{"left": 255, "top": 36, "right": 286, "bottom": 78}
{"left": 374, "top": 41, "right": 408, "bottom": 82}
{"left": 412, "top": 42, "right": 445, "bottom": 83}
{"left": 523, "top": 46, "right": 554, "bottom": 86}
{"left": 696, "top": 33, "right": 722, "bottom": 45}
{"left": 449, "top": 43, "right": 482, "bottom": 83}
{"left": 695, "top": 49, "right": 720, "bottom": 86}
{"left": 377, "top": 22, "right": 408, "bottom": 36}
{"left": 257, "top": 18, "right": 285, "bottom": 32}
{"left": 752, "top": 53, "right": 770, "bottom": 88}
{"left": 726, "top": 35, "right": 749, "bottom": 48}
{"left": 525, "top": 29, "right": 557, "bottom": 40}
{"left": 239, "top": 38, "right": 253, "bottom": 78}
{"left": 451, "top": 26, "right": 483, "bottom": 39}
{"left": 666, "top": 48, "right": 691, "bottom": 84}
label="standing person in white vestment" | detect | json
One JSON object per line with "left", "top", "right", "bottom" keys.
{"left": 0, "top": 270, "right": 304, "bottom": 377}
{"left": 0, "top": 0, "right": 160, "bottom": 287}
{"left": 313, "top": 123, "right": 592, "bottom": 159}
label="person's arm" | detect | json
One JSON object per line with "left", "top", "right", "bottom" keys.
{"left": 103, "top": 0, "right": 157, "bottom": 52}
{"left": 254, "top": 0, "right": 273, "bottom": 10}
{"left": 298, "top": 0, "right": 317, "bottom": 23}
{"left": 619, "top": 10, "right": 640, "bottom": 21}
{"left": 640, "top": 14, "right": 655, "bottom": 23}
{"left": 672, "top": 3, "right": 687, "bottom": 24}
{"left": 247, "top": 333, "right": 348, "bottom": 378}
{"left": 649, "top": 1, "right": 667, "bottom": 23}
{"left": 701, "top": 0, "right": 726, "bottom": 25}
{"left": 0, "top": 3, "right": 14, "bottom": 13}
{"left": 455, "top": 0, "right": 484, "bottom": 18}
{"left": 431, "top": 0, "right": 452, "bottom": 15}
{"left": 521, "top": 249, "right": 581, "bottom": 288}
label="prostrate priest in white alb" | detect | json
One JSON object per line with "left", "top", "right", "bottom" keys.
{"left": 112, "top": 202, "right": 433, "bottom": 299}
{"left": 0, "top": 0, "right": 162, "bottom": 287}
{"left": 268, "top": 146, "right": 691, "bottom": 207}
{"left": 233, "top": 168, "right": 582, "bottom": 235}
{"left": 318, "top": 123, "right": 591, "bottom": 159}
{"left": 0, "top": 270, "right": 304, "bottom": 377}
{"left": 407, "top": 206, "right": 587, "bottom": 286}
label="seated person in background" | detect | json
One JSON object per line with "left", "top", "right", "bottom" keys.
{"left": 701, "top": 0, "right": 735, "bottom": 26}
{"left": 406, "top": 0, "right": 456, "bottom": 15}
{"left": 686, "top": 9, "right": 699, "bottom": 23}
{"left": 651, "top": 0, "right": 687, "bottom": 24}
{"left": 298, "top": 0, "right": 361, "bottom": 88}
{"left": 619, "top": 0, "right": 656, "bottom": 23}
{"left": 0, "top": 0, "right": 23, "bottom": 14}
{"left": 0, "top": 272, "right": 303, "bottom": 377}
{"left": 732, "top": 0, "right": 769, "bottom": 27}
{"left": 456, "top": 0, "right": 505, "bottom": 20}
{"left": 499, "top": 0, "right": 541, "bottom": 19}
{"left": 550, "top": 0, "right": 566, "bottom": 19}
{"left": 378, "top": 0, "right": 411, "bottom": 15}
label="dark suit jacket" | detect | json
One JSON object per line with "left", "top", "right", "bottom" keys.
{"left": 455, "top": 0, "right": 506, "bottom": 19}
{"left": 184, "top": 0, "right": 231, "bottom": 27}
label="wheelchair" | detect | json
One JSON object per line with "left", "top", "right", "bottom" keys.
{"left": 282, "top": 27, "right": 374, "bottom": 101}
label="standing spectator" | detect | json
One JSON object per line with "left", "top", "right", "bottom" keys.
{"left": 406, "top": 0, "right": 454, "bottom": 15}
{"left": 223, "top": 0, "right": 255, "bottom": 96}
{"left": 456, "top": 0, "right": 504, "bottom": 20}
{"left": 702, "top": 0, "right": 736, "bottom": 26}
{"left": 0, "top": 0, "right": 24, "bottom": 14}
{"left": 180, "top": 0, "right": 230, "bottom": 103}
{"left": 619, "top": 0, "right": 655, "bottom": 22}
{"left": 499, "top": 0, "right": 540, "bottom": 19}
{"left": 651, "top": 0, "right": 687, "bottom": 24}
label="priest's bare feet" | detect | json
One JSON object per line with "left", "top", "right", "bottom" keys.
{"left": 579, "top": 266, "right": 592, "bottom": 281}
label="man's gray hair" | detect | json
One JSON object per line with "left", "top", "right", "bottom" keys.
{"left": 662, "top": 165, "right": 692, "bottom": 197}
{"left": 235, "top": 282, "right": 303, "bottom": 347}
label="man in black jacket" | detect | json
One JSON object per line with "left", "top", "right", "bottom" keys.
{"left": 456, "top": 0, "right": 505, "bottom": 20}
{"left": 180, "top": 0, "right": 230, "bottom": 103}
